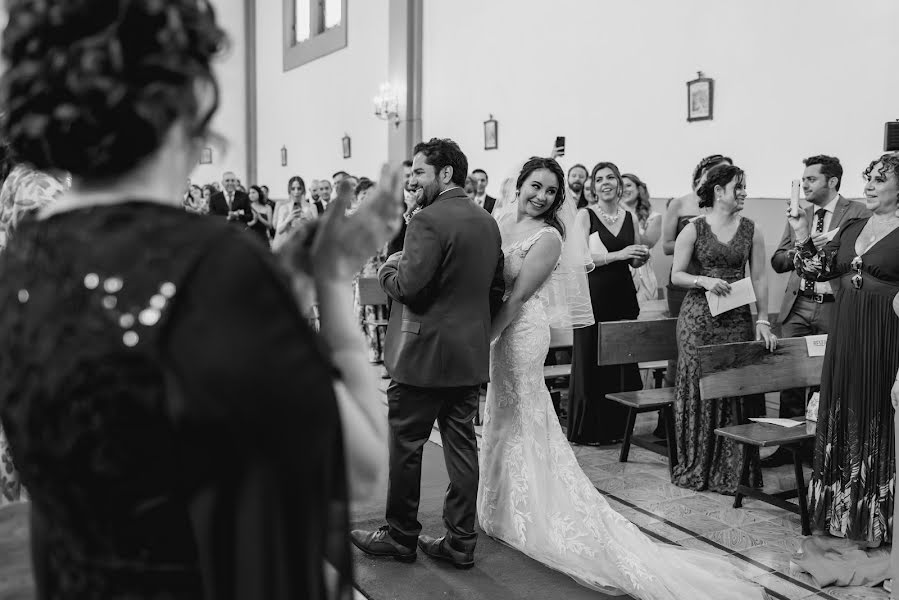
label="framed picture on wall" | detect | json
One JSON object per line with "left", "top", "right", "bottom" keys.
{"left": 342, "top": 134, "right": 351, "bottom": 159}
{"left": 686, "top": 74, "right": 714, "bottom": 122}
{"left": 484, "top": 116, "right": 498, "bottom": 150}
{"left": 199, "top": 147, "right": 213, "bottom": 164}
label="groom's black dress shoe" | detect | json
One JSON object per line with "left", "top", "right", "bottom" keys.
{"left": 350, "top": 526, "right": 416, "bottom": 562}
{"left": 417, "top": 535, "right": 474, "bottom": 569}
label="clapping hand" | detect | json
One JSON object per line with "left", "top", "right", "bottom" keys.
{"left": 280, "top": 164, "right": 404, "bottom": 282}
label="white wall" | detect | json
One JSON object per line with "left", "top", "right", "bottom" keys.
{"left": 192, "top": 0, "right": 249, "bottom": 187}
{"left": 254, "top": 0, "right": 390, "bottom": 198}
{"left": 422, "top": 0, "right": 897, "bottom": 201}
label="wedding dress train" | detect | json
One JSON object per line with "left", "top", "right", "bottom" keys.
{"left": 477, "top": 227, "right": 767, "bottom": 600}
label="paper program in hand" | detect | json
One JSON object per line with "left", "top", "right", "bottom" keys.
{"left": 705, "top": 277, "right": 757, "bottom": 317}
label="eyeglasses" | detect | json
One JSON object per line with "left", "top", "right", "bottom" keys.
{"left": 850, "top": 256, "right": 863, "bottom": 289}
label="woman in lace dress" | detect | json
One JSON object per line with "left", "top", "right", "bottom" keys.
{"left": 670, "top": 163, "right": 775, "bottom": 493}
{"left": 478, "top": 157, "right": 768, "bottom": 600}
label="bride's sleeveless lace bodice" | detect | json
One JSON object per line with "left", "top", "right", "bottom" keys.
{"left": 477, "top": 228, "right": 766, "bottom": 600}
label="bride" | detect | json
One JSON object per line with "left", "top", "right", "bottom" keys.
{"left": 477, "top": 157, "right": 768, "bottom": 600}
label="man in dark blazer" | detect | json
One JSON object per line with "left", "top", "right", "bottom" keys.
{"left": 471, "top": 168, "right": 496, "bottom": 213}
{"left": 351, "top": 139, "right": 504, "bottom": 568}
{"left": 208, "top": 171, "right": 252, "bottom": 225}
{"left": 765, "top": 155, "right": 869, "bottom": 466}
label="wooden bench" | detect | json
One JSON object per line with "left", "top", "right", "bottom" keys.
{"left": 357, "top": 276, "right": 389, "bottom": 327}
{"left": 600, "top": 318, "right": 679, "bottom": 474}
{"left": 698, "top": 337, "right": 823, "bottom": 535}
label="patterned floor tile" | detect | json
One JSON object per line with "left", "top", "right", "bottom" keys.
{"left": 754, "top": 572, "right": 823, "bottom": 600}
{"left": 617, "top": 508, "right": 661, "bottom": 529}
{"left": 594, "top": 460, "right": 669, "bottom": 477}
{"left": 737, "top": 544, "right": 802, "bottom": 574}
{"left": 614, "top": 482, "right": 696, "bottom": 505}
{"left": 703, "top": 528, "right": 772, "bottom": 552}
{"left": 725, "top": 553, "right": 775, "bottom": 580}
{"left": 676, "top": 535, "right": 732, "bottom": 557}
{"left": 641, "top": 519, "right": 695, "bottom": 543}
{"left": 641, "top": 499, "right": 731, "bottom": 535}
{"left": 818, "top": 585, "right": 890, "bottom": 599}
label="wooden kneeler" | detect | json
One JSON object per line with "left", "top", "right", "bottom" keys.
{"left": 698, "top": 338, "right": 823, "bottom": 535}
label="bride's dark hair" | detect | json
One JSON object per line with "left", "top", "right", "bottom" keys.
{"left": 0, "top": 0, "right": 226, "bottom": 178}
{"left": 516, "top": 157, "right": 567, "bottom": 238}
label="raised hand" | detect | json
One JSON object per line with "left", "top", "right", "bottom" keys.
{"left": 786, "top": 206, "right": 810, "bottom": 240}
{"left": 280, "top": 164, "right": 404, "bottom": 282}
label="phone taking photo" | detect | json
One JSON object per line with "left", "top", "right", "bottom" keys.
{"left": 554, "top": 136, "right": 566, "bottom": 156}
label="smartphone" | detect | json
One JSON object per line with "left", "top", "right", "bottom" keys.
{"left": 554, "top": 136, "right": 566, "bottom": 156}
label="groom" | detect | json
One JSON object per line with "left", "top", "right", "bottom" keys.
{"left": 351, "top": 138, "right": 504, "bottom": 568}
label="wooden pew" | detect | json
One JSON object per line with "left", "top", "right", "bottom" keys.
{"left": 357, "top": 277, "right": 389, "bottom": 327}
{"left": 698, "top": 337, "right": 823, "bottom": 535}
{"left": 600, "top": 318, "right": 679, "bottom": 474}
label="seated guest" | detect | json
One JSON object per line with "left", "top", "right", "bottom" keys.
{"left": 621, "top": 172, "right": 661, "bottom": 304}
{"left": 765, "top": 155, "right": 868, "bottom": 468}
{"left": 791, "top": 152, "right": 899, "bottom": 587}
{"left": 670, "top": 163, "right": 774, "bottom": 493}
{"left": 0, "top": 2, "right": 401, "bottom": 597}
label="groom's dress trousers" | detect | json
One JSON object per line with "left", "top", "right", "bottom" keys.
{"left": 379, "top": 187, "right": 504, "bottom": 551}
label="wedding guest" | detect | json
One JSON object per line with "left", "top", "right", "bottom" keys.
{"left": 208, "top": 170, "right": 251, "bottom": 224}
{"left": 471, "top": 169, "right": 496, "bottom": 213}
{"left": 202, "top": 184, "right": 215, "bottom": 206}
{"left": 568, "top": 163, "right": 589, "bottom": 209}
{"left": 272, "top": 175, "right": 310, "bottom": 250}
{"left": 567, "top": 162, "right": 649, "bottom": 445}
{"left": 791, "top": 152, "right": 899, "bottom": 566}
{"left": 353, "top": 178, "right": 388, "bottom": 365}
{"left": 764, "top": 155, "right": 868, "bottom": 468}
{"left": 246, "top": 184, "right": 273, "bottom": 243}
{"left": 183, "top": 183, "right": 207, "bottom": 214}
{"left": 662, "top": 154, "right": 732, "bottom": 316}
{"left": 464, "top": 175, "right": 477, "bottom": 201}
{"left": 621, "top": 173, "right": 661, "bottom": 303}
{"left": 0, "top": 2, "right": 401, "bottom": 597}
{"left": 670, "top": 163, "right": 773, "bottom": 493}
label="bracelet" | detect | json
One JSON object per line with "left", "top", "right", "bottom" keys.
{"left": 755, "top": 320, "right": 771, "bottom": 327}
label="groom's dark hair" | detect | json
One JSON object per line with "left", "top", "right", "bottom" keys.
{"left": 413, "top": 138, "right": 468, "bottom": 187}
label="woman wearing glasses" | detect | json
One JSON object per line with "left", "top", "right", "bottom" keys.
{"left": 791, "top": 152, "right": 899, "bottom": 576}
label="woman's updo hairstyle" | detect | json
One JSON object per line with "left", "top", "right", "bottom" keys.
{"left": 516, "top": 156, "right": 567, "bottom": 238}
{"left": 0, "top": 0, "right": 227, "bottom": 178}
{"left": 696, "top": 163, "right": 744, "bottom": 209}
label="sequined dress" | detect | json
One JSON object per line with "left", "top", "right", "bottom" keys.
{"left": 478, "top": 227, "right": 767, "bottom": 600}
{"left": 0, "top": 202, "right": 352, "bottom": 599}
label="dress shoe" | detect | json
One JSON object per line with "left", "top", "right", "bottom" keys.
{"left": 417, "top": 534, "right": 474, "bottom": 569}
{"left": 760, "top": 447, "right": 794, "bottom": 468}
{"left": 350, "top": 526, "right": 416, "bottom": 562}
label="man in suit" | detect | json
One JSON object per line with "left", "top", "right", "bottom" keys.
{"left": 208, "top": 171, "right": 252, "bottom": 224}
{"left": 351, "top": 139, "right": 504, "bottom": 568}
{"left": 470, "top": 168, "right": 496, "bottom": 213}
{"left": 567, "top": 163, "right": 589, "bottom": 209}
{"left": 765, "top": 155, "right": 869, "bottom": 467}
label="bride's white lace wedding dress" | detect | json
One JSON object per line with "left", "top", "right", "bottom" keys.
{"left": 477, "top": 227, "right": 767, "bottom": 600}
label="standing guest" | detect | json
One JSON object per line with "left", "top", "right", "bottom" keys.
{"left": 464, "top": 175, "right": 477, "bottom": 201}
{"left": 662, "top": 154, "right": 732, "bottom": 317}
{"left": 621, "top": 173, "right": 661, "bottom": 303}
{"left": 332, "top": 171, "right": 350, "bottom": 188}
{"left": 183, "top": 183, "right": 207, "bottom": 214}
{"left": 0, "top": 1, "right": 405, "bottom": 598}
{"left": 208, "top": 170, "right": 252, "bottom": 224}
{"left": 567, "top": 162, "right": 649, "bottom": 445}
{"left": 471, "top": 169, "right": 496, "bottom": 213}
{"left": 201, "top": 184, "right": 215, "bottom": 207}
{"left": 567, "top": 163, "right": 589, "bottom": 209}
{"left": 670, "top": 163, "right": 774, "bottom": 493}
{"left": 353, "top": 178, "right": 388, "bottom": 365}
{"left": 315, "top": 179, "right": 334, "bottom": 207}
{"left": 765, "top": 155, "right": 868, "bottom": 468}
{"left": 246, "top": 184, "right": 273, "bottom": 243}
{"left": 791, "top": 152, "right": 899, "bottom": 561}
{"left": 272, "top": 175, "right": 310, "bottom": 250}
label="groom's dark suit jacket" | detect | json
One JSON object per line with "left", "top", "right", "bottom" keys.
{"left": 380, "top": 187, "right": 504, "bottom": 388}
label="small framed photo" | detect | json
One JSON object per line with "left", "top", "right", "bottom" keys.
{"left": 199, "top": 147, "right": 213, "bottom": 164}
{"left": 342, "top": 134, "right": 352, "bottom": 159}
{"left": 686, "top": 75, "right": 714, "bottom": 122}
{"left": 484, "top": 116, "right": 498, "bottom": 150}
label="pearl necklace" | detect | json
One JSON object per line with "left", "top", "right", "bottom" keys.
{"left": 597, "top": 206, "right": 622, "bottom": 224}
